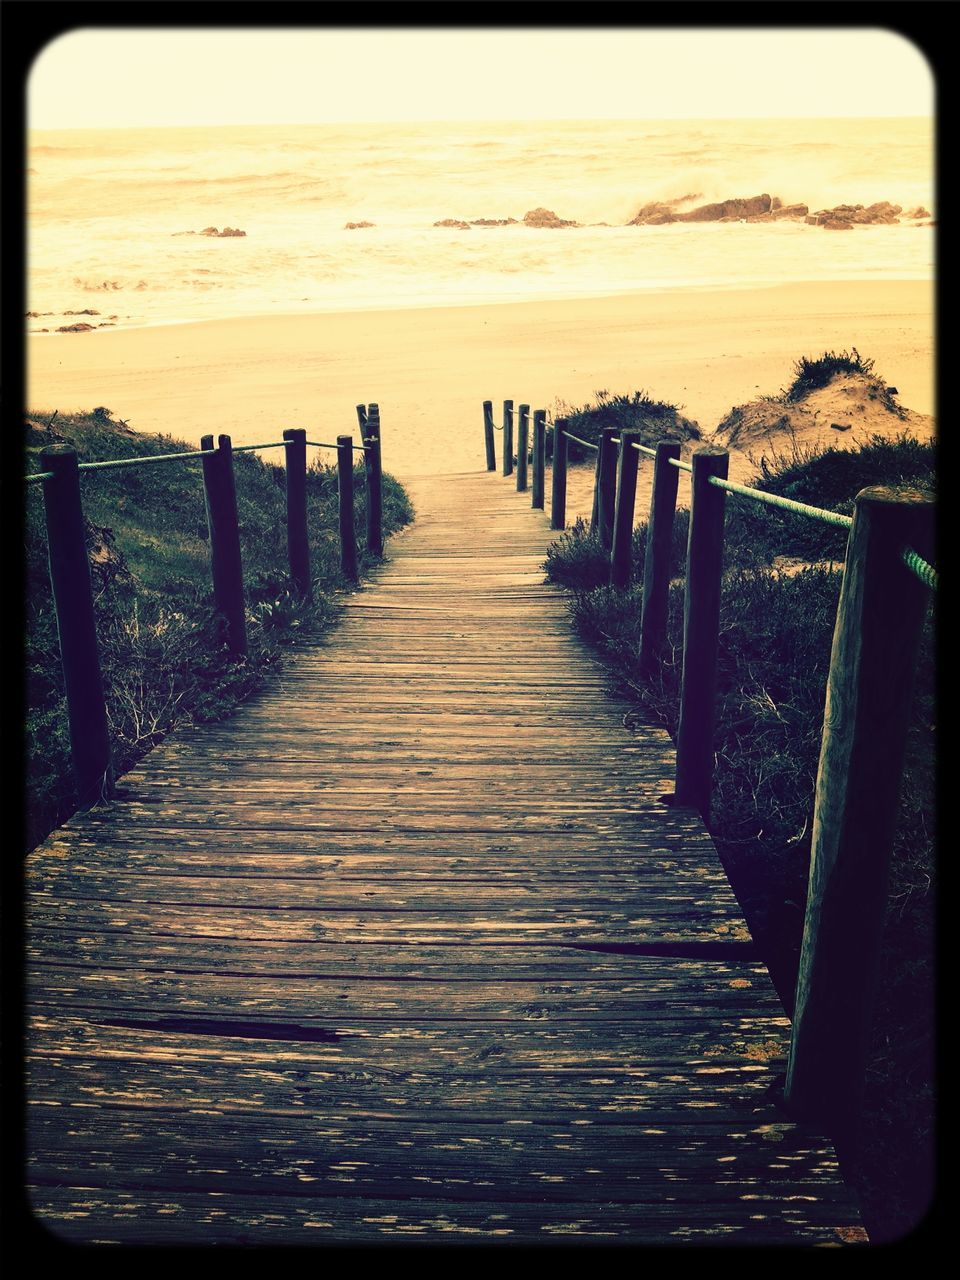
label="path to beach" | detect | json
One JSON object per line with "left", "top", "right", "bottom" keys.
{"left": 27, "top": 468, "right": 866, "bottom": 1244}
{"left": 28, "top": 279, "right": 934, "bottom": 477}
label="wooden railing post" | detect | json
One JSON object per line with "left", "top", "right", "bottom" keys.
{"left": 363, "top": 422, "right": 384, "bottom": 559}
{"left": 590, "top": 436, "right": 602, "bottom": 533}
{"left": 531, "top": 409, "right": 546, "bottom": 510}
{"left": 39, "top": 445, "right": 114, "bottom": 808}
{"left": 785, "top": 487, "right": 935, "bottom": 1132}
{"left": 516, "top": 404, "right": 530, "bottom": 492}
{"left": 674, "top": 447, "right": 728, "bottom": 817}
{"left": 639, "top": 441, "right": 682, "bottom": 677}
{"left": 483, "top": 400, "right": 497, "bottom": 472}
{"left": 337, "top": 434, "right": 359, "bottom": 582}
{"left": 596, "top": 428, "right": 619, "bottom": 551}
{"left": 200, "top": 433, "right": 247, "bottom": 657}
{"left": 610, "top": 431, "right": 640, "bottom": 588}
{"left": 283, "top": 428, "right": 312, "bottom": 600}
{"left": 356, "top": 404, "right": 368, "bottom": 436}
{"left": 502, "top": 400, "right": 514, "bottom": 477}
{"left": 367, "top": 403, "right": 381, "bottom": 447}
{"left": 550, "top": 418, "right": 568, "bottom": 530}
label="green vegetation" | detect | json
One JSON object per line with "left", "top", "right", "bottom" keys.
{"left": 25, "top": 409, "right": 413, "bottom": 852}
{"left": 780, "top": 347, "right": 907, "bottom": 417}
{"left": 547, "top": 389, "right": 700, "bottom": 463}
{"left": 543, "top": 428, "right": 935, "bottom": 1243}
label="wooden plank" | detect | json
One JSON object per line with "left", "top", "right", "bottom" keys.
{"left": 25, "top": 467, "right": 863, "bottom": 1244}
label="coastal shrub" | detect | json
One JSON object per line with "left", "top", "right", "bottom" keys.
{"left": 728, "top": 433, "right": 936, "bottom": 564}
{"left": 24, "top": 410, "right": 412, "bottom": 852}
{"left": 546, "top": 389, "right": 700, "bottom": 463}
{"left": 781, "top": 347, "right": 906, "bottom": 417}
{"left": 543, "top": 520, "right": 610, "bottom": 591}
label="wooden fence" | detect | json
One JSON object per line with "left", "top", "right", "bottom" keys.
{"left": 26, "top": 407, "right": 385, "bottom": 809}
{"left": 483, "top": 397, "right": 936, "bottom": 1138}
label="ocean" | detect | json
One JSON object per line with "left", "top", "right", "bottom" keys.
{"left": 27, "top": 117, "right": 934, "bottom": 333}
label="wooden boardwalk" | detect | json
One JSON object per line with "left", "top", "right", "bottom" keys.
{"left": 26, "top": 471, "right": 866, "bottom": 1245}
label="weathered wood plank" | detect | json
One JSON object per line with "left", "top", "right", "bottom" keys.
{"left": 25, "top": 468, "right": 862, "bottom": 1244}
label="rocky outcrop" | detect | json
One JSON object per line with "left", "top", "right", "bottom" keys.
{"left": 627, "top": 201, "right": 679, "bottom": 225}
{"left": 434, "top": 219, "right": 471, "bottom": 229}
{"left": 469, "top": 218, "right": 518, "bottom": 226}
{"left": 905, "top": 206, "right": 931, "bottom": 220}
{"left": 57, "top": 322, "right": 96, "bottom": 332}
{"left": 744, "top": 203, "right": 809, "bottom": 222}
{"left": 63, "top": 309, "right": 100, "bottom": 316}
{"left": 522, "top": 207, "right": 578, "bottom": 228}
{"left": 806, "top": 202, "right": 902, "bottom": 228}
{"left": 344, "top": 221, "right": 375, "bottom": 229}
{"left": 678, "top": 194, "right": 776, "bottom": 222}
{"left": 174, "top": 226, "right": 248, "bottom": 237}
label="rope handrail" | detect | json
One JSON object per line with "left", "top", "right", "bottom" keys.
{"left": 706, "top": 474, "right": 854, "bottom": 529}
{"left": 305, "top": 439, "right": 367, "bottom": 452}
{"left": 232, "top": 440, "right": 288, "bottom": 454}
{"left": 902, "top": 546, "right": 938, "bottom": 590}
{"left": 76, "top": 447, "right": 215, "bottom": 473}
{"left": 667, "top": 456, "right": 694, "bottom": 473}
{"left": 564, "top": 431, "right": 599, "bottom": 452}
{"left": 29, "top": 432, "right": 377, "bottom": 483}
{"left": 631, "top": 441, "right": 659, "bottom": 458}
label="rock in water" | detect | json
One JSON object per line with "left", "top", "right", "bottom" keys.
{"left": 522, "top": 207, "right": 578, "bottom": 228}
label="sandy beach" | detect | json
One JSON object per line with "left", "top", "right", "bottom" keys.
{"left": 28, "top": 279, "right": 934, "bottom": 482}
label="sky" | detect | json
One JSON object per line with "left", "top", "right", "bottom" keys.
{"left": 28, "top": 27, "right": 934, "bottom": 129}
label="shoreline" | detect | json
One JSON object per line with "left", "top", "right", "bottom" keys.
{"left": 28, "top": 278, "right": 934, "bottom": 477}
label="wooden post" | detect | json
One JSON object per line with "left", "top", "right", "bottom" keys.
{"left": 356, "top": 404, "right": 368, "bottom": 435}
{"left": 531, "top": 409, "right": 546, "bottom": 510}
{"left": 785, "top": 487, "right": 935, "bottom": 1132}
{"left": 283, "top": 428, "right": 312, "bottom": 600}
{"left": 483, "top": 400, "right": 496, "bottom": 472}
{"left": 39, "top": 445, "right": 114, "bottom": 808}
{"left": 550, "top": 418, "right": 568, "bottom": 530}
{"left": 610, "top": 431, "right": 640, "bottom": 588}
{"left": 674, "top": 447, "right": 728, "bottom": 817}
{"left": 502, "top": 400, "right": 514, "bottom": 477}
{"left": 516, "top": 404, "right": 529, "bottom": 492}
{"left": 590, "top": 438, "right": 602, "bottom": 533}
{"left": 363, "top": 432, "right": 384, "bottom": 558}
{"left": 639, "top": 441, "right": 682, "bottom": 677}
{"left": 337, "top": 434, "right": 359, "bottom": 582}
{"left": 367, "top": 403, "right": 381, "bottom": 448}
{"left": 200, "top": 433, "right": 247, "bottom": 657}
{"left": 597, "top": 428, "right": 619, "bottom": 551}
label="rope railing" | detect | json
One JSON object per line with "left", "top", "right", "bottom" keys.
{"left": 77, "top": 447, "right": 215, "bottom": 472}
{"left": 485, "top": 394, "right": 935, "bottom": 1135}
{"left": 485, "top": 404, "right": 938, "bottom": 594}
{"left": 27, "top": 436, "right": 370, "bottom": 481}
{"left": 706, "top": 474, "right": 854, "bottom": 529}
{"left": 564, "top": 431, "right": 599, "bottom": 452}
{"left": 29, "top": 405, "right": 386, "bottom": 816}
{"left": 902, "top": 545, "right": 938, "bottom": 590}
{"left": 232, "top": 440, "right": 288, "bottom": 454}
{"left": 306, "top": 439, "right": 367, "bottom": 452}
